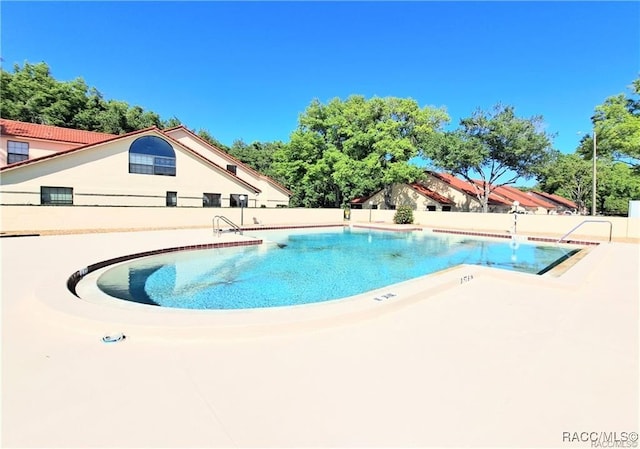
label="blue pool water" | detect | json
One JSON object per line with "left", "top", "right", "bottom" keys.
{"left": 96, "top": 227, "right": 579, "bottom": 309}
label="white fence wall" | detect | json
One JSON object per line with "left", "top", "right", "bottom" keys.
{"left": 1, "top": 205, "right": 638, "bottom": 240}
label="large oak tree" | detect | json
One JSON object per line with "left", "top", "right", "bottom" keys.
{"left": 422, "top": 104, "right": 555, "bottom": 212}
{"left": 273, "top": 95, "right": 449, "bottom": 207}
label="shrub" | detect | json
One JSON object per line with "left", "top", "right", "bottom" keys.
{"left": 393, "top": 205, "right": 414, "bottom": 224}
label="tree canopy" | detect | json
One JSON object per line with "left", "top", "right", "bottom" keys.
{"left": 586, "top": 77, "right": 640, "bottom": 169}
{"left": 271, "top": 95, "right": 450, "bottom": 207}
{"left": 3, "top": 61, "right": 638, "bottom": 214}
{"left": 537, "top": 152, "right": 592, "bottom": 213}
{"left": 539, "top": 76, "right": 640, "bottom": 215}
{"left": 227, "top": 139, "right": 287, "bottom": 185}
{"left": 422, "top": 104, "right": 555, "bottom": 212}
{"left": 1, "top": 62, "right": 193, "bottom": 136}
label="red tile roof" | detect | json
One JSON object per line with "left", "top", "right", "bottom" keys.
{"left": 0, "top": 120, "right": 288, "bottom": 196}
{"left": 490, "top": 185, "right": 556, "bottom": 209}
{"left": 350, "top": 195, "right": 372, "bottom": 205}
{"left": 429, "top": 172, "right": 511, "bottom": 206}
{"left": 529, "top": 191, "right": 578, "bottom": 209}
{"left": 0, "top": 127, "right": 152, "bottom": 171}
{"left": 0, "top": 127, "right": 263, "bottom": 194}
{"left": 499, "top": 186, "right": 557, "bottom": 209}
{"left": 0, "top": 119, "right": 115, "bottom": 145}
{"left": 410, "top": 183, "right": 454, "bottom": 204}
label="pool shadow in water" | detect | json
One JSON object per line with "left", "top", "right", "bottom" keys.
{"left": 99, "top": 264, "right": 163, "bottom": 306}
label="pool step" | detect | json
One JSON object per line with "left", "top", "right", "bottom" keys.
{"left": 213, "top": 228, "right": 243, "bottom": 235}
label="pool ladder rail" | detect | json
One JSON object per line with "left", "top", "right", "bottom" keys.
{"left": 213, "top": 215, "right": 243, "bottom": 237}
{"left": 557, "top": 219, "right": 612, "bottom": 244}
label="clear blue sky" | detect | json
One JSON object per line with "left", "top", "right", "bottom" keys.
{"left": 2, "top": 1, "right": 639, "bottom": 155}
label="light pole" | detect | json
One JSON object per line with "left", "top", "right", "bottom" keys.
{"left": 239, "top": 194, "right": 246, "bottom": 226}
{"left": 369, "top": 201, "right": 373, "bottom": 222}
{"left": 592, "top": 130, "right": 597, "bottom": 216}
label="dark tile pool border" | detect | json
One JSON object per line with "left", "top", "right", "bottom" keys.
{"left": 433, "top": 229, "right": 512, "bottom": 239}
{"left": 351, "top": 224, "right": 422, "bottom": 232}
{"left": 526, "top": 236, "right": 600, "bottom": 246}
{"left": 239, "top": 224, "right": 346, "bottom": 232}
{"left": 433, "top": 229, "right": 600, "bottom": 246}
{"left": 67, "top": 239, "right": 263, "bottom": 297}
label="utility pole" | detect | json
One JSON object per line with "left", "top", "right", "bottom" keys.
{"left": 592, "top": 131, "right": 597, "bottom": 216}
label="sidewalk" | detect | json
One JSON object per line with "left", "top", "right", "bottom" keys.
{"left": 2, "top": 229, "right": 638, "bottom": 448}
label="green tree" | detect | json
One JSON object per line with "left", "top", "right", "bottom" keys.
{"left": 162, "top": 116, "right": 182, "bottom": 129}
{"left": 0, "top": 62, "right": 91, "bottom": 126}
{"left": 423, "top": 104, "right": 554, "bottom": 212}
{"left": 1, "top": 62, "right": 169, "bottom": 134}
{"left": 228, "top": 139, "right": 286, "bottom": 182}
{"left": 196, "top": 129, "right": 230, "bottom": 152}
{"left": 273, "top": 95, "right": 449, "bottom": 207}
{"left": 596, "top": 162, "right": 640, "bottom": 215}
{"left": 585, "top": 77, "right": 640, "bottom": 168}
{"left": 537, "top": 152, "right": 592, "bottom": 213}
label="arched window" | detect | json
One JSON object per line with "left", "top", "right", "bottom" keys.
{"left": 129, "top": 136, "right": 176, "bottom": 176}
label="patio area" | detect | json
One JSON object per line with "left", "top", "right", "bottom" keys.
{"left": 1, "top": 227, "right": 638, "bottom": 448}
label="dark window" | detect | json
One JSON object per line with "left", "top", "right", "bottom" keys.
{"left": 226, "top": 164, "right": 237, "bottom": 175}
{"left": 442, "top": 205, "right": 452, "bottom": 212}
{"left": 129, "top": 136, "right": 176, "bottom": 176}
{"left": 203, "top": 193, "right": 221, "bottom": 208}
{"left": 166, "top": 191, "right": 177, "bottom": 207}
{"left": 41, "top": 186, "right": 73, "bottom": 205}
{"left": 426, "top": 205, "right": 436, "bottom": 212}
{"left": 7, "top": 141, "right": 29, "bottom": 164}
{"left": 230, "top": 194, "right": 248, "bottom": 208}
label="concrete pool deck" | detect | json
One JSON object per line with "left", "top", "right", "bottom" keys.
{"left": 1, "top": 225, "right": 638, "bottom": 448}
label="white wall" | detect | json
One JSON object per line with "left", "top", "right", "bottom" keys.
{"left": 1, "top": 204, "right": 637, "bottom": 240}
{"left": 165, "top": 128, "right": 290, "bottom": 208}
{"left": 1, "top": 136, "right": 74, "bottom": 166}
{"left": 366, "top": 184, "right": 445, "bottom": 210}
{"left": 0, "top": 131, "right": 259, "bottom": 207}
{"left": 0, "top": 205, "right": 344, "bottom": 233}
{"left": 350, "top": 208, "right": 639, "bottom": 240}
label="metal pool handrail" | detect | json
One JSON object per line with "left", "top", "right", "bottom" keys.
{"left": 213, "top": 215, "right": 243, "bottom": 236}
{"left": 557, "top": 219, "right": 612, "bottom": 244}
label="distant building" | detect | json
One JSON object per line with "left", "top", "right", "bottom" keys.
{"left": 352, "top": 182, "right": 455, "bottom": 211}
{"left": 0, "top": 119, "right": 290, "bottom": 208}
{"left": 1, "top": 119, "right": 114, "bottom": 164}
{"left": 350, "top": 171, "right": 577, "bottom": 215}
{"left": 527, "top": 191, "right": 579, "bottom": 214}
{"left": 488, "top": 185, "right": 556, "bottom": 214}
{"left": 423, "top": 172, "right": 512, "bottom": 213}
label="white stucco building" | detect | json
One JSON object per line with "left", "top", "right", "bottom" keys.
{"left": 0, "top": 119, "right": 290, "bottom": 209}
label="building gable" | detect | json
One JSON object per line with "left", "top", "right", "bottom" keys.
{"left": 0, "top": 128, "right": 268, "bottom": 207}
{"left": 164, "top": 126, "right": 291, "bottom": 196}
{"left": 0, "top": 118, "right": 114, "bottom": 145}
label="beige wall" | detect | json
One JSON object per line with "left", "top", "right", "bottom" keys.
{"left": 1, "top": 136, "right": 75, "bottom": 166}
{"left": 0, "top": 205, "right": 344, "bottom": 233}
{"left": 165, "top": 129, "right": 289, "bottom": 208}
{"left": 350, "top": 208, "right": 639, "bottom": 240}
{"left": 422, "top": 173, "right": 483, "bottom": 212}
{"left": 1, "top": 129, "right": 289, "bottom": 208}
{"left": 422, "top": 174, "right": 514, "bottom": 213}
{"left": 366, "top": 184, "right": 446, "bottom": 211}
{"left": 1, "top": 204, "right": 637, "bottom": 240}
{"left": 0, "top": 130, "right": 264, "bottom": 207}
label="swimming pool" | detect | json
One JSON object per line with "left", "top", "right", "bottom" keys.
{"left": 93, "top": 227, "right": 580, "bottom": 310}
